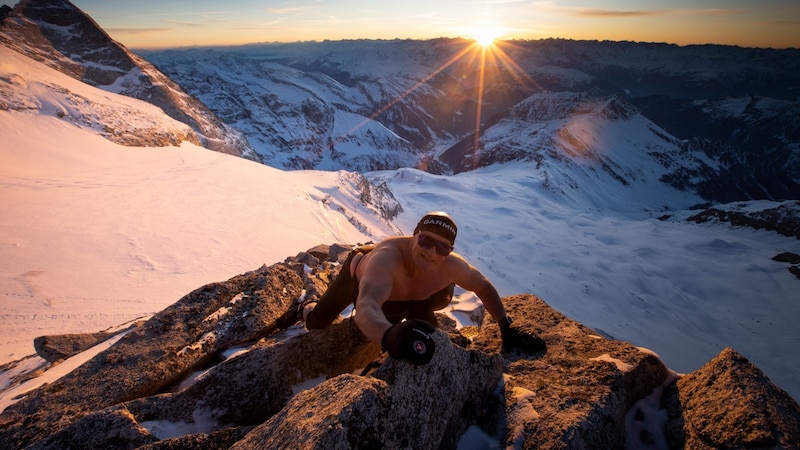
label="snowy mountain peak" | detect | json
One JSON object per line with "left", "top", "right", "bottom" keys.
{"left": 1, "top": 0, "right": 131, "bottom": 83}
{"left": 0, "top": 0, "right": 259, "bottom": 160}
{"left": 0, "top": 44, "right": 200, "bottom": 147}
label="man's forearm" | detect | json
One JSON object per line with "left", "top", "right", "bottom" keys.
{"left": 477, "top": 284, "right": 507, "bottom": 323}
{"left": 354, "top": 301, "right": 393, "bottom": 344}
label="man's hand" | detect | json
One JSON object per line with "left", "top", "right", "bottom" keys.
{"left": 500, "top": 317, "right": 546, "bottom": 354}
{"left": 381, "top": 319, "right": 436, "bottom": 365}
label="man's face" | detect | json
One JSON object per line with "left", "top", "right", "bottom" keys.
{"left": 414, "top": 232, "right": 453, "bottom": 269}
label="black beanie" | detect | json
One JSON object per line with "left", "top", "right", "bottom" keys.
{"left": 414, "top": 211, "right": 457, "bottom": 245}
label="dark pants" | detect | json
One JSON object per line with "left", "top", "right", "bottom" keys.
{"left": 306, "top": 245, "right": 454, "bottom": 330}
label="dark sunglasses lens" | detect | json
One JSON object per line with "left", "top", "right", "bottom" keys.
{"left": 436, "top": 244, "right": 452, "bottom": 256}
{"left": 418, "top": 233, "right": 433, "bottom": 248}
{"left": 418, "top": 234, "right": 452, "bottom": 256}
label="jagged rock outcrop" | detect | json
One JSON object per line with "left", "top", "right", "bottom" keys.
{"left": 0, "top": 0, "right": 259, "bottom": 161}
{"left": 1, "top": 244, "right": 798, "bottom": 449}
{"left": 664, "top": 347, "right": 800, "bottom": 449}
{"left": 0, "top": 262, "right": 303, "bottom": 449}
{"left": 773, "top": 251, "right": 800, "bottom": 280}
{"left": 229, "top": 329, "right": 503, "bottom": 450}
{"left": 33, "top": 327, "right": 138, "bottom": 363}
{"left": 688, "top": 200, "right": 800, "bottom": 240}
{"left": 472, "top": 294, "right": 672, "bottom": 448}
{"left": 32, "top": 332, "right": 111, "bottom": 364}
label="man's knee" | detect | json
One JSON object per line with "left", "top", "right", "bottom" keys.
{"left": 305, "top": 308, "right": 332, "bottom": 330}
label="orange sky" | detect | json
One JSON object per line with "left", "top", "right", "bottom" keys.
{"left": 6, "top": 0, "right": 798, "bottom": 49}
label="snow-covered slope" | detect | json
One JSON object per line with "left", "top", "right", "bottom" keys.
{"left": 1, "top": 43, "right": 799, "bottom": 403}
{"left": 441, "top": 93, "right": 706, "bottom": 212}
{"left": 0, "top": 110, "right": 396, "bottom": 358}
{"left": 0, "top": 45, "right": 197, "bottom": 146}
{"left": 4, "top": 105, "right": 799, "bottom": 402}
{"left": 0, "top": 45, "right": 400, "bottom": 368}
{"left": 0, "top": 0, "right": 259, "bottom": 160}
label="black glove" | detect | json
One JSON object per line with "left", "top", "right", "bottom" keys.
{"left": 381, "top": 319, "right": 436, "bottom": 365}
{"left": 500, "top": 317, "right": 546, "bottom": 354}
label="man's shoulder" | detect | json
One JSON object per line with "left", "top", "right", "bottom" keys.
{"left": 446, "top": 250, "right": 469, "bottom": 265}
{"left": 368, "top": 237, "right": 407, "bottom": 260}
{"left": 444, "top": 251, "right": 477, "bottom": 274}
{"left": 375, "top": 236, "right": 411, "bottom": 251}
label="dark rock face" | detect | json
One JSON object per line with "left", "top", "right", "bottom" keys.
{"left": 688, "top": 200, "right": 800, "bottom": 280}
{"left": 688, "top": 200, "right": 800, "bottom": 240}
{"left": 773, "top": 251, "right": 800, "bottom": 280}
{"left": 1, "top": 244, "right": 798, "bottom": 449}
{"left": 2, "top": 0, "right": 134, "bottom": 83}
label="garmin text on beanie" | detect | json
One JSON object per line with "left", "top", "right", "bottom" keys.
{"left": 413, "top": 211, "right": 457, "bottom": 245}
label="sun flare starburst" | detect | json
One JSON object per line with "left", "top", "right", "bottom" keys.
{"left": 333, "top": 26, "right": 539, "bottom": 174}
{"left": 470, "top": 25, "right": 503, "bottom": 47}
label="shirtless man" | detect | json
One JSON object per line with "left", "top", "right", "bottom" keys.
{"left": 289, "top": 211, "right": 545, "bottom": 364}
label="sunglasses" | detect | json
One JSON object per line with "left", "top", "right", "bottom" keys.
{"left": 417, "top": 233, "right": 454, "bottom": 256}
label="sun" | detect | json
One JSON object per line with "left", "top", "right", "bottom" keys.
{"left": 470, "top": 25, "right": 503, "bottom": 47}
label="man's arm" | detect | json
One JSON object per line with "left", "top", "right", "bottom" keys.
{"left": 473, "top": 278, "right": 507, "bottom": 323}
{"left": 356, "top": 269, "right": 438, "bottom": 364}
{"left": 454, "top": 257, "right": 547, "bottom": 353}
{"left": 453, "top": 257, "right": 508, "bottom": 322}
{"left": 353, "top": 273, "right": 394, "bottom": 344}
{"left": 352, "top": 250, "right": 396, "bottom": 344}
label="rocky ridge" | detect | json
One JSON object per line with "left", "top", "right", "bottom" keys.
{"left": 1, "top": 244, "right": 797, "bottom": 449}
{"left": 687, "top": 200, "right": 800, "bottom": 240}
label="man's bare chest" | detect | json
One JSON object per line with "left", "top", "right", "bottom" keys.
{"left": 388, "top": 272, "right": 451, "bottom": 301}
{"left": 351, "top": 247, "right": 453, "bottom": 301}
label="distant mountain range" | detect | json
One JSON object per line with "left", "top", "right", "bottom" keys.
{"left": 2, "top": 0, "right": 799, "bottom": 204}
{"left": 138, "top": 39, "right": 800, "bottom": 203}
